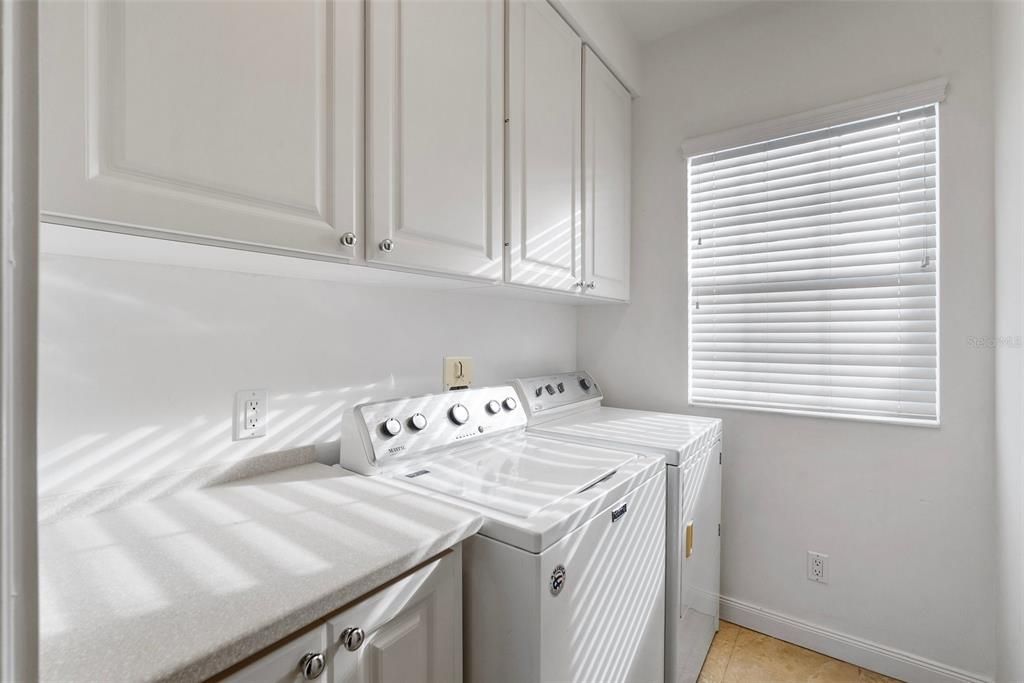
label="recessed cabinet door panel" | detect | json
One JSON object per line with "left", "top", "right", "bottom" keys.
{"left": 583, "top": 47, "right": 631, "bottom": 301}
{"left": 507, "top": 0, "right": 582, "bottom": 292}
{"left": 367, "top": 0, "right": 504, "bottom": 280}
{"left": 40, "top": 0, "right": 362, "bottom": 259}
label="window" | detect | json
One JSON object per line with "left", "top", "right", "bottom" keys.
{"left": 687, "top": 98, "right": 940, "bottom": 425}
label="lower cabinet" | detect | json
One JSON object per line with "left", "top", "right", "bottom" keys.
{"left": 224, "top": 548, "right": 462, "bottom": 683}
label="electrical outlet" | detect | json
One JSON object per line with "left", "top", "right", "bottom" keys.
{"left": 234, "top": 389, "right": 268, "bottom": 440}
{"left": 443, "top": 356, "right": 474, "bottom": 390}
{"left": 807, "top": 551, "right": 829, "bottom": 584}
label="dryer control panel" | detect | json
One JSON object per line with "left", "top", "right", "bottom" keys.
{"left": 512, "top": 371, "right": 603, "bottom": 419}
{"left": 341, "top": 385, "right": 528, "bottom": 474}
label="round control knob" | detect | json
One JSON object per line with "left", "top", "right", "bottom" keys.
{"left": 485, "top": 400, "right": 501, "bottom": 414}
{"left": 409, "top": 413, "right": 427, "bottom": 431}
{"left": 579, "top": 377, "right": 592, "bottom": 391}
{"left": 449, "top": 403, "right": 470, "bottom": 425}
{"left": 503, "top": 397, "right": 518, "bottom": 410}
{"left": 382, "top": 418, "right": 402, "bottom": 437}
{"left": 299, "top": 652, "right": 326, "bottom": 680}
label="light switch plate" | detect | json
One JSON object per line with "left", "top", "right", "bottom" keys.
{"left": 443, "top": 357, "right": 474, "bottom": 390}
{"left": 234, "top": 389, "right": 268, "bottom": 440}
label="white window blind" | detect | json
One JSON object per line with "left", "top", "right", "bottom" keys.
{"left": 688, "top": 104, "right": 939, "bottom": 424}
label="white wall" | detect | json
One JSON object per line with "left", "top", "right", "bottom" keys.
{"left": 994, "top": 1, "right": 1024, "bottom": 680}
{"left": 578, "top": 1, "right": 996, "bottom": 679}
{"left": 38, "top": 254, "right": 577, "bottom": 514}
{"left": 551, "top": 0, "right": 642, "bottom": 94}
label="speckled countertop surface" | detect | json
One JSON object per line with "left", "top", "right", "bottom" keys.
{"left": 39, "top": 463, "right": 483, "bottom": 682}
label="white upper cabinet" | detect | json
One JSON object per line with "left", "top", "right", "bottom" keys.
{"left": 506, "top": 0, "right": 582, "bottom": 293}
{"left": 40, "top": 0, "right": 363, "bottom": 260}
{"left": 366, "top": 0, "right": 504, "bottom": 281}
{"left": 40, "top": 0, "right": 631, "bottom": 300}
{"left": 583, "top": 46, "right": 632, "bottom": 301}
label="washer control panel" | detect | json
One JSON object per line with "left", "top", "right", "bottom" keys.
{"left": 512, "top": 371, "right": 603, "bottom": 418}
{"left": 350, "top": 385, "right": 527, "bottom": 471}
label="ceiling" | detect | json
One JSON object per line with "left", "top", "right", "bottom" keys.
{"left": 600, "top": 0, "right": 761, "bottom": 45}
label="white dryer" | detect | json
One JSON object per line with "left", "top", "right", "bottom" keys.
{"left": 512, "top": 372, "right": 722, "bottom": 683}
{"left": 340, "top": 385, "right": 666, "bottom": 683}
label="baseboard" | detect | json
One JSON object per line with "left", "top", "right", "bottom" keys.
{"left": 720, "top": 596, "right": 992, "bottom": 683}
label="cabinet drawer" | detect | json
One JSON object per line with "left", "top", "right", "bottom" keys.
{"left": 224, "top": 628, "right": 328, "bottom": 683}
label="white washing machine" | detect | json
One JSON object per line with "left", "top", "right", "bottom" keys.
{"left": 340, "top": 385, "right": 666, "bottom": 683}
{"left": 512, "top": 372, "right": 722, "bottom": 683}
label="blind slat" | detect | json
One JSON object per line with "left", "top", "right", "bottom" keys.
{"left": 691, "top": 360, "right": 936, "bottom": 379}
{"left": 688, "top": 104, "right": 939, "bottom": 422}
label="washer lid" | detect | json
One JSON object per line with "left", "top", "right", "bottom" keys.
{"left": 531, "top": 407, "right": 722, "bottom": 466}
{"left": 393, "top": 435, "right": 636, "bottom": 518}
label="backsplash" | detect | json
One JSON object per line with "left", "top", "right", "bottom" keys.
{"left": 38, "top": 254, "right": 577, "bottom": 521}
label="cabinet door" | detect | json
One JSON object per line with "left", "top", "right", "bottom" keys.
{"left": 506, "top": 0, "right": 582, "bottom": 293}
{"left": 40, "top": 0, "right": 363, "bottom": 260}
{"left": 331, "top": 549, "right": 462, "bottom": 683}
{"left": 366, "top": 0, "right": 504, "bottom": 280}
{"left": 225, "top": 628, "right": 329, "bottom": 683}
{"left": 582, "top": 47, "right": 631, "bottom": 301}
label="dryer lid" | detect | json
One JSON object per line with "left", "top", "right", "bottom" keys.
{"left": 531, "top": 407, "right": 722, "bottom": 466}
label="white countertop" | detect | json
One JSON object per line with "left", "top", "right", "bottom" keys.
{"left": 39, "top": 463, "right": 483, "bottom": 682}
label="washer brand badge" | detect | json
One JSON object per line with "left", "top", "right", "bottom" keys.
{"left": 387, "top": 445, "right": 405, "bottom": 455}
{"left": 611, "top": 503, "right": 628, "bottom": 523}
{"left": 405, "top": 469, "right": 430, "bottom": 478}
{"left": 550, "top": 565, "right": 566, "bottom": 596}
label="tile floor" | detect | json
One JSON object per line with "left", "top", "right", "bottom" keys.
{"left": 698, "top": 621, "right": 902, "bottom": 683}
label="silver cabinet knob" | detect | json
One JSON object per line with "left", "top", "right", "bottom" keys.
{"left": 379, "top": 239, "right": 395, "bottom": 253}
{"left": 382, "top": 418, "right": 402, "bottom": 437}
{"left": 586, "top": 281, "right": 596, "bottom": 290}
{"left": 573, "top": 281, "right": 585, "bottom": 289}
{"left": 503, "top": 397, "right": 518, "bottom": 410}
{"left": 485, "top": 400, "right": 501, "bottom": 414}
{"left": 299, "top": 652, "right": 326, "bottom": 680}
{"left": 340, "top": 626, "right": 365, "bottom": 651}
{"left": 339, "top": 232, "right": 358, "bottom": 247}
{"left": 409, "top": 413, "right": 428, "bottom": 431}
{"left": 449, "top": 403, "right": 470, "bottom": 425}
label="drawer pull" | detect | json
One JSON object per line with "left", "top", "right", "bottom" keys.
{"left": 340, "top": 626, "right": 365, "bottom": 651}
{"left": 298, "top": 652, "right": 326, "bottom": 680}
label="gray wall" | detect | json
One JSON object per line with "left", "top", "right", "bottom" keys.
{"left": 994, "top": 1, "right": 1024, "bottom": 680}
{"left": 578, "top": 2, "right": 996, "bottom": 677}
{"left": 38, "top": 254, "right": 577, "bottom": 516}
